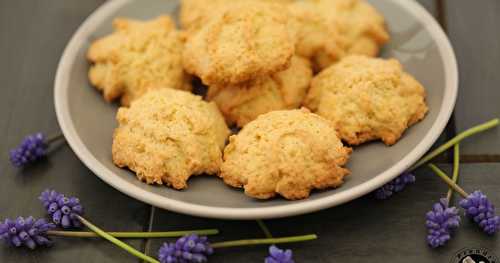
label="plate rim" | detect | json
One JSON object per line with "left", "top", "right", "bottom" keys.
{"left": 54, "top": 0, "right": 458, "bottom": 219}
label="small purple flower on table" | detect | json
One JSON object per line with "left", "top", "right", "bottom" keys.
{"left": 0, "top": 216, "right": 55, "bottom": 249}
{"left": 9, "top": 133, "right": 47, "bottom": 167}
{"left": 374, "top": 172, "right": 416, "bottom": 200}
{"left": 265, "top": 245, "right": 294, "bottom": 263}
{"left": 460, "top": 190, "right": 500, "bottom": 235}
{"left": 425, "top": 198, "right": 460, "bottom": 248}
{"left": 158, "top": 234, "right": 213, "bottom": 263}
{"left": 39, "top": 189, "right": 84, "bottom": 229}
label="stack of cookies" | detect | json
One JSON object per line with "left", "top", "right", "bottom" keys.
{"left": 86, "top": 0, "right": 428, "bottom": 200}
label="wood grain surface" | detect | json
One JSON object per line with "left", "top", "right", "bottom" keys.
{"left": 1, "top": 0, "right": 499, "bottom": 262}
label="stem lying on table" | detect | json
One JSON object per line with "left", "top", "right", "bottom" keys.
{"left": 428, "top": 164, "right": 468, "bottom": 198}
{"left": 211, "top": 234, "right": 317, "bottom": 249}
{"left": 446, "top": 144, "right": 460, "bottom": 201}
{"left": 256, "top": 220, "right": 273, "bottom": 238}
{"left": 46, "top": 133, "right": 65, "bottom": 144}
{"left": 76, "top": 216, "right": 159, "bottom": 263}
{"left": 46, "top": 229, "right": 218, "bottom": 238}
{"left": 409, "top": 118, "right": 499, "bottom": 171}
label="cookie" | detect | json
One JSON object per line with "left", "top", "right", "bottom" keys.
{"left": 307, "top": 0, "right": 389, "bottom": 65}
{"left": 87, "top": 16, "right": 191, "bottom": 106}
{"left": 182, "top": 1, "right": 296, "bottom": 86}
{"left": 221, "top": 108, "right": 351, "bottom": 200}
{"left": 305, "top": 55, "right": 428, "bottom": 146}
{"left": 112, "top": 88, "right": 230, "bottom": 189}
{"left": 207, "top": 56, "right": 313, "bottom": 127}
{"left": 179, "top": 0, "right": 292, "bottom": 33}
{"left": 288, "top": 1, "right": 346, "bottom": 71}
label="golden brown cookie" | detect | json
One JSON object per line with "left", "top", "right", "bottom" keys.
{"left": 87, "top": 16, "right": 191, "bottom": 106}
{"left": 182, "top": 1, "right": 296, "bottom": 86}
{"left": 221, "top": 108, "right": 351, "bottom": 200}
{"left": 179, "top": 0, "right": 292, "bottom": 33}
{"left": 207, "top": 56, "right": 313, "bottom": 127}
{"left": 288, "top": 1, "right": 347, "bottom": 71}
{"left": 304, "top": 55, "right": 428, "bottom": 146}
{"left": 306, "top": 0, "right": 389, "bottom": 66}
{"left": 112, "top": 88, "right": 230, "bottom": 189}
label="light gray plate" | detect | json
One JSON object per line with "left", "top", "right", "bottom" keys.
{"left": 54, "top": 0, "right": 458, "bottom": 219}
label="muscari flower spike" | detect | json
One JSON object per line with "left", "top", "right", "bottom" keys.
{"left": 265, "top": 245, "right": 294, "bottom": 263}
{"left": 374, "top": 172, "right": 416, "bottom": 200}
{"left": 9, "top": 133, "right": 47, "bottom": 167}
{"left": 460, "top": 190, "right": 500, "bottom": 235}
{"left": 39, "top": 189, "right": 84, "bottom": 229}
{"left": 425, "top": 198, "right": 460, "bottom": 248}
{"left": 158, "top": 234, "right": 213, "bottom": 263}
{"left": 0, "top": 216, "right": 55, "bottom": 249}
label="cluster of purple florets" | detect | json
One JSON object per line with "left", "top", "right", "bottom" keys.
{"left": 158, "top": 234, "right": 213, "bottom": 263}
{"left": 0, "top": 190, "right": 85, "bottom": 250}
{"left": 39, "top": 189, "right": 84, "bottom": 229}
{"left": 0, "top": 217, "right": 55, "bottom": 249}
{"left": 9, "top": 133, "right": 47, "bottom": 167}
{"left": 265, "top": 245, "right": 294, "bottom": 263}
{"left": 460, "top": 190, "right": 500, "bottom": 235}
{"left": 425, "top": 198, "right": 460, "bottom": 248}
{"left": 374, "top": 172, "right": 416, "bottom": 199}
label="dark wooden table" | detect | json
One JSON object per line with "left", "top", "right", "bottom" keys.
{"left": 1, "top": 0, "right": 499, "bottom": 262}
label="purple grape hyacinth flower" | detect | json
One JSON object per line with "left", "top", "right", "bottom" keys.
{"left": 0, "top": 216, "right": 55, "bottom": 249}
{"left": 158, "top": 234, "right": 213, "bottom": 263}
{"left": 39, "top": 190, "right": 84, "bottom": 229}
{"left": 374, "top": 172, "right": 416, "bottom": 199}
{"left": 460, "top": 190, "right": 500, "bottom": 235}
{"left": 425, "top": 198, "right": 460, "bottom": 248}
{"left": 9, "top": 133, "right": 47, "bottom": 167}
{"left": 265, "top": 245, "right": 294, "bottom": 263}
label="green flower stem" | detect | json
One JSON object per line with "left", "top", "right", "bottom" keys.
{"left": 46, "top": 229, "right": 218, "bottom": 238}
{"left": 446, "top": 144, "right": 460, "bottom": 201}
{"left": 211, "top": 234, "right": 317, "bottom": 249}
{"left": 47, "top": 133, "right": 65, "bottom": 144}
{"left": 428, "top": 164, "right": 468, "bottom": 198}
{"left": 76, "top": 216, "right": 159, "bottom": 263}
{"left": 409, "top": 118, "right": 499, "bottom": 171}
{"left": 256, "top": 220, "right": 273, "bottom": 238}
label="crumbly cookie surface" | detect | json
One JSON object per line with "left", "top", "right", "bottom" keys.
{"left": 179, "top": 0, "right": 292, "bottom": 33}
{"left": 112, "top": 89, "right": 229, "bottom": 189}
{"left": 87, "top": 16, "right": 191, "bottom": 106}
{"left": 182, "top": 1, "right": 296, "bottom": 86}
{"left": 207, "top": 56, "right": 313, "bottom": 127}
{"left": 305, "top": 55, "right": 428, "bottom": 146}
{"left": 221, "top": 109, "right": 351, "bottom": 200}
{"left": 288, "top": 1, "right": 346, "bottom": 71}
{"left": 307, "top": 0, "right": 389, "bottom": 60}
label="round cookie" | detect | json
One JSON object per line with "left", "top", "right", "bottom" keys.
{"left": 221, "top": 109, "right": 352, "bottom": 200}
{"left": 288, "top": 1, "right": 346, "bottom": 71}
{"left": 112, "top": 88, "right": 230, "bottom": 189}
{"left": 304, "top": 55, "right": 428, "bottom": 146}
{"left": 182, "top": 1, "right": 296, "bottom": 86}
{"left": 307, "top": 0, "right": 389, "bottom": 65}
{"left": 207, "top": 56, "right": 313, "bottom": 127}
{"left": 87, "top": 16, "right": 191, "bottom": 106}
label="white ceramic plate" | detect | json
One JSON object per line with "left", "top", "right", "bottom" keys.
{"left": 54, "top": 0, "right": 458, "bottom": 219}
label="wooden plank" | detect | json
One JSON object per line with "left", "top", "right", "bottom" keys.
{"left": 445, "top": 0, "right": 500, "bottom": 156}
{"left": 149, "top": 164, "right": 500, "bottom": 262}
{"left": 0, "top": 1, "right": 150, "bottom": 262}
